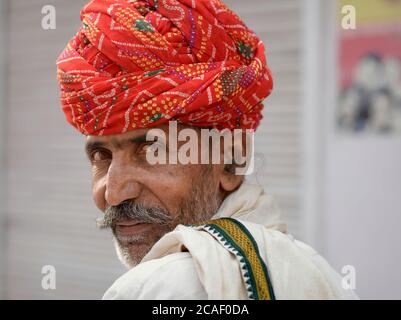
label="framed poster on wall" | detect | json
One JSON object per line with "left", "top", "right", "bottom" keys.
{"left": 337, "top": 0, "right": 401, "bottom": 134}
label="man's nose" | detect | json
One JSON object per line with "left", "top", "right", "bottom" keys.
{"left": 104, "top": 162, "right": 142, "bottom": 206}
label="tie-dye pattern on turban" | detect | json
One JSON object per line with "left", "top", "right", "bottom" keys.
{"left": 57, "top": 0, "right": 273, "bottom": 136}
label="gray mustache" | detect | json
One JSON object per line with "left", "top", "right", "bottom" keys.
{"left": 97, "top": 201, "right": 173, "bottom": 229}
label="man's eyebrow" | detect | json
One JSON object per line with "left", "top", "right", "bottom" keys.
{"left": 128, "top": 134, "right": 149, "bottom": 145}
{"left": 85, "top": 134, "right": 153, "bottom": 154}
{"left": 85, "top": 133, "right": 154, "bottom": 156}
{"left": 113, "top": 134, "right": 150, "bottom": 149}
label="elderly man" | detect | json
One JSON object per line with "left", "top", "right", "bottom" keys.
{"left": 57, "top": 0, "right": 357, "bottom": 300}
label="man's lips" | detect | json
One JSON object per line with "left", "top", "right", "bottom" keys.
{"left": 114, "top": 220, "right": 151, "bottom": 235}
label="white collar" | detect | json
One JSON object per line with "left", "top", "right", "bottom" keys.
{"left": 212, "top": 181, "right": 287, "bottom": 233}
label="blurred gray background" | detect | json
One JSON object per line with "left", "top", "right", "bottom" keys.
{"left": 0, "top": 0, "right": 400, "bottom": 299}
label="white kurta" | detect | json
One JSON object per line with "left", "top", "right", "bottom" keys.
{"left": 103, "top": 182, "right": 358, "bottom": 300}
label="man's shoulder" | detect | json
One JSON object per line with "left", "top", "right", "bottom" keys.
{"left": 102, "top": 252, "right": 207, "bottom": 299}
{"left": 238, "top": 220, "right": 358, "bottom": 299}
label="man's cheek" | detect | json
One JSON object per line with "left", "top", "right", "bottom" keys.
{"left": 92, "top": 178, "right": 107, "bottom": 211}
{"left": 92, "top": 164, "right": 108, "bottom": 179}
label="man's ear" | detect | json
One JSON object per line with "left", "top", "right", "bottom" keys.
{"left": 216, "top": 128, "right": 248, "bottom": 193}
{"left": 219, "top": 164, "right": 243, "bottom": 192}
{"left": 219, "top": 131, "right": 246, "bottom": 192}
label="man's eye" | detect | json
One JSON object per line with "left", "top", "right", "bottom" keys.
{"left": 90, "top": 149, "right": 111, "bottom": 162}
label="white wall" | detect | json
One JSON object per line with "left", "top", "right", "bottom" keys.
{"left": 0, "top": 0, "right": 8, "bottom": 300}
{"left": 308, "top": 0, "right": 401, "bottom": 299}
{"left": 324, "top": 137, "right": 401, "bottom": 299}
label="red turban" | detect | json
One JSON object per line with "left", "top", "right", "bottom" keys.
{"left": 57, "top": 0, "right": 273, "bottom": 136}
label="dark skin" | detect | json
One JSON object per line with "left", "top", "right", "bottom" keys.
{"left": 85, "top": 122, "right": 243, "bottom": 267}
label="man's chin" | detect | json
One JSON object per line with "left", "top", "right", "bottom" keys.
{"left": 113, "top": 237, "right": 153, "bottom": 269}
{"left": 110, "top": 226, "right": 166, "bottom": 267}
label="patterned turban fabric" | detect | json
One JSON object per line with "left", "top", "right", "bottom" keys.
{"left": 57, "top": 0, "right": 273, "bottom": 136}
